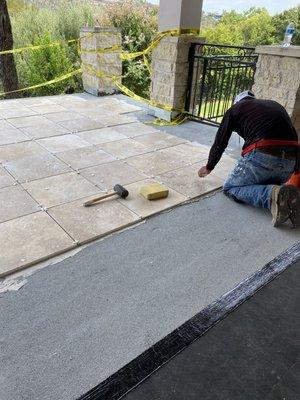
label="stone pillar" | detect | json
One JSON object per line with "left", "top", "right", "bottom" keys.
{"left": 80, "top": 27, "right": 122, "bottom": 96}
{"left": 252, "top": 45, "right": 300, "bottom": 137}
{"left": 149, "top": 0, "right": 204, "bottom": 121}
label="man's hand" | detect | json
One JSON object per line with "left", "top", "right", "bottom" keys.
{"left": 198, "top": 166, "right": 211, "bottom": 178}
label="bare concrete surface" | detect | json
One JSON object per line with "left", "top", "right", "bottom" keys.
{"left": 0, "top": 192, "right": 299, "bottom": 400}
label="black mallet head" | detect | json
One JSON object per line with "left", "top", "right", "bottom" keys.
{"left": 113, "top": 184, "right": 129, "bottom": 199}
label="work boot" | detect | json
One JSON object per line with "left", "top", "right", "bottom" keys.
{"left": 271, "top": 185, "right": 294, "bottom": 227}
{"left": 288, "top": 187, "right": 300, "bottom": 228}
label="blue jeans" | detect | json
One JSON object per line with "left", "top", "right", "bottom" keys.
{"left": 223, "top": 151, "right": 296, "bottom": 209}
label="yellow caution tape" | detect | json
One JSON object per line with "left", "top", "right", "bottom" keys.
{"left": 79, "top": 44, "right": 122, "bottom": 55}
{"left": 143, "top": 54, "right": 152, "bottom": 75}
{"left": 0, "top": 28, "right": 200, "bottom": 125}
{"left": 0, "top": 39, "right": 78, "bottom": 56}
{"left": 0, "top": 69, "right": 82, "bottom": 97}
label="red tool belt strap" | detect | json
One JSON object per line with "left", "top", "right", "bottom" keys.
{"left": 242, "top": 139, "right": 300, "bottom": 157}
{"left": 242, "top": 139, "right": 300, "bottom": 172}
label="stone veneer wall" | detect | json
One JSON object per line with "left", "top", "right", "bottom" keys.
{"left": 150, "top": 36, "right": 205, "bottom": 119}
{"left": 252, "top": 46, "right": 300, "bottom": 137}
{"left": 80, "top": 27, "right": 122, "bottom": 96}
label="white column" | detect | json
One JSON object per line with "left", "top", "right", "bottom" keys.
{"left": 158, "top": 0, "right": 203, "bottom": 32}
{"left": 149, "top": 0, "right": 204, "bottom": 120}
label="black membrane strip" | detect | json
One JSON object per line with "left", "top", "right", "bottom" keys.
{"left": 78, "top": 243, "right": 300, "bottom": 400}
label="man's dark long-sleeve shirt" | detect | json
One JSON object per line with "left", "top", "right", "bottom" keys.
{"left": 206, "top": 98, "right": 299, "bottom": 171}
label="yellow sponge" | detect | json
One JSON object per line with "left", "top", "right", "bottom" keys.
{"left": 139, "top": 183, "right": 169, "bottom": 200}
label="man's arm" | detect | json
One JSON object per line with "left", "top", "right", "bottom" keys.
{"left": 198, "top": 108, "right": 235, "bottom": 177}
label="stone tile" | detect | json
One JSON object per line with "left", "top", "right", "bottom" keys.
{"left": 97, "top": 103, "right": 142, "bottom": 115}
{"left": 44, "top": 111, "right": 85, "bottom": 123}
{"left": 19, "top": 98, "right": 55, "bottom": 107}
{"left": 115, "top": 101, "right": 143, "bottom": 114}
{"left": 77, "top": 128, "right": 127, "bottom": 145}
{"left": 0, "top": 166, "right": 15, "bottom": 189}
{"left": 134, "top": 132, "right": 186, "bottom": 150}
{"left": 160, "top": 143, "right": 210, "bottom": 165}
{"left": 80, "top": 160, "right": 147, "bottom": 190}
{"left": 212, "top": 155, "right": 236, "bottom": 180}
{"left": 48, "top": 197, "right": 140, "bottom": 244}
{"left": 0, "top": 100, "right": 21, "bottom": 109}
{"left": 0, "top": 107, "right": 37, "bottom": 119}
{"left": 8, "top": 115, "right": 51, "bottom": 128}
{"left": 58, "top": 117, "right": 104, "bottom": 133}
{"left": 99, "top": 114, "right": 138, "bottom": 127}
{"left": 3, "top": 153, "right": 71, "bottom": 183}
{"left": 21, "top": 123, "right": 70, "bottom": 139}
{"left": 156, "top": 163, "right": 224, "bottom": 198}
{"left": 0, "top": 141, "right": 46, "bottom": 162}
{"left": 114, "top": 122, "right": 159, "bottom": 137}
{"left": 37, "top": 134, "right": 90, "bottom": 153}
{"left": 23, "top": 172, "right": 101, "bottom": 208}
{"left": 0, "top": 212, "right": 75, "bottom": 277}
{"left": 118, "top": 179, "right": 187, "bottom": 218}
{"left": 0, "top": 125, "right": 29, "bottom": 146}
{"left": 0, "top": 185, "right": 40, "bottom": 223}
{"left": 126, "top": 151, "right": 186, "bottom": 176}
{"left": 29, "top": 104, "right": 68, "bottom": 114}
{"left": 56, "top": 146, "right": 116, "bottom": 170}
{"left": 99, "top": 139, "right": 152, "bottom": 159}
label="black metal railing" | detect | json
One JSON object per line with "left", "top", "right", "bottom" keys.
{"left": 185, "top": 43, "right": 258, "bottom": 125}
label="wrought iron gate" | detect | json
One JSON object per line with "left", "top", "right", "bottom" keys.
{"left": 185, "top": 44, "right": 258, "bottom": 125}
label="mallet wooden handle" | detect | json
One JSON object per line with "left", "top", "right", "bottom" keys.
{"left": 84, "top": 192, "right": 117, "bottom": 207}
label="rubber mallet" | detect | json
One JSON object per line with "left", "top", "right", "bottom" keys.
{"left": 83, "top": 184, "right": 129, "bottom": 207}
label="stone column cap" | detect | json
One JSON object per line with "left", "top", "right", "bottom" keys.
{"left": 255, "top": 45, "right": 300, "bottom": 58}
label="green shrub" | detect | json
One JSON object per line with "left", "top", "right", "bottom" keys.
{"left": 17, "top": 31, "right": 77, "bottom": 96}
{"left": 98, "top": 0, "right": 158, "bottom": 98}
{"left": 10, "top": 0, "right": 96, "bottom": 96}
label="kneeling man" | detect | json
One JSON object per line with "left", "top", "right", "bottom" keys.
{"left": 198, "top": 91, "right": 300, "bottom": 228}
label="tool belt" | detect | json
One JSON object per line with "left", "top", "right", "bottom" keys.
{"left": 242, "top": 139, "right": 300, "bottom": 173}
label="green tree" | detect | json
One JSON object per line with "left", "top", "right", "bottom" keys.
{"left": 18, "top": 31, "right": 75, "bottom": 96}
{"left": 201, "top": 8, "right": 275, "bottom": 46}
{"left": 0, "top": 0, "right": 19, "bottom": 98}
{"left": 98, "top": 0, "right": 158, "bottom": 98}
{"left": 271, "top": 6, "right": 300, "bottom": 45}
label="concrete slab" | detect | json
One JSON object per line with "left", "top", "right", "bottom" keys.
{"left": 0, "top": 211, "right": 75, "bottom": 276}
{"left": 22, "top": 172, "right": 101, "bottom": 208}
{"left": 48, "top": 196, "right": 140, "bottom": 244}
{"left": 0, "top": 193, "right": 298, "bottom": 400}
{"left": 0, "top": 185, "right": 40, "bottom": 223}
